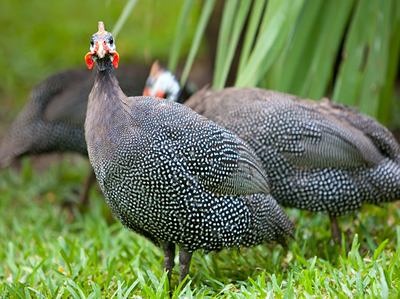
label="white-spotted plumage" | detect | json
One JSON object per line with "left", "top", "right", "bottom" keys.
{"left": 84, "top": 23, "right": 293, "bottom": 286}
{"left": 144, "top": 68, "right": 400, "bottom": 223}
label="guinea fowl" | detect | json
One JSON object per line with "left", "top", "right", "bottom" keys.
{"left": 0, "top": 63, "right": 150, "bottom": 206}
{"left": 84, "top": 22, "right": 293, "bottom": 286}
{"left": 143, "top": 63, "right": 400, "bottom": 243}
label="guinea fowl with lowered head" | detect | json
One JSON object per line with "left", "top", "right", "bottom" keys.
{"left": 0, "top": 63, "right": 150, "bottom": 207}
{"left": 84, "top": 22, "right": 293, "bottom": 287}
{"left": 143, "top": 63, "right": 400, "bottom": 243}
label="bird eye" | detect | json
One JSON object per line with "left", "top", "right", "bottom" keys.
{"left": 109, "top": 37, "right": 114, "bottom": 44}
{"left": 90, "top": 40, "right": 94, "bottom": 46}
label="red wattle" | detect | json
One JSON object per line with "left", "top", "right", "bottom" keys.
{"left": 110, "top": 52, "right": 119, "bottom": 69}
{"left": 156, "top": 91, "right": 165, "bottom": 98}
{"left": 143, "top": 87, "right": 150, "bottom": 96}
{"left": 85, "top": 52, "right": 95, "bottom": 70}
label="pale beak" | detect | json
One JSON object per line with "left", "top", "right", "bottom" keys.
{"left": 97, "top": 41, "right": 106, "bottom": 59}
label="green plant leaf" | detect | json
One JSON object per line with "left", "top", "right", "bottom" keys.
{"left": 168, "top": 0, "right": 196, "bottom": 73}
{"left": 112, "top": 0, "right": 139, "bottom": 38}
{"left": 180, "top": 0, "right": 216, "bottom": 88}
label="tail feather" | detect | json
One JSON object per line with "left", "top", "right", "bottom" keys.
{"left": 366, "top": 159, "right": 400, "bottom": 205}
{"left": 264, "top": 195, "right": 294, "bottom": 246}
{"left": 244, "top": 194, "right": 294, "bottom": 247}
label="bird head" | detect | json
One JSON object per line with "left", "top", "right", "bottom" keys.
{"left": 85, "top": 21, "right": 119, "bottom": 71}
{"left": 143, "top": 61, "right": 181, "bottom": 102}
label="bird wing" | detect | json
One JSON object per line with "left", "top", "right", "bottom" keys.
{"left": 315, "top": 98, "right": 400, "bottom": 162}
{"left": 186, "top": 88, "right": 384, "bottom": 169}
{"left": 130, "top": 97, "right": 271, "bottom": 196}
{"left": 186, "top": 124, "right": 271, "bottom": 195}
{"left": 42, "top": 70, "right": 94, "bottom": 126}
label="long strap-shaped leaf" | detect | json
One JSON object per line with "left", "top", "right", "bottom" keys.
{"left": 257, "top": 0, "right": 305, "bottom": 88}
{"left": 357, "top": 0, "right": 392, "bottom": 118}
{"left": 378, "top": 0, "right": 400, "bottom": 125}
{"left": 332, "top": 0, "right": 382, "bottom": 108}
{"left": 180, "top": 0, "right": 216, "bottom": 88}
{"left": 274, "top": 0, "right": 325, "bottom": 93}
{"left": 214, "top": 0, "right": 252, "bottom": 90}
{"left": 301, "top": 0, "right": 355, "bottom": 100}
{"left": 235, "top": 0, "right": 287, "bottom": 87}
{"left": 331, "top": 0, "right": 398, "bottom": 122}
{"left": 235, "top": 0, "right": 305, "bottom": 87}
{"left": 112, "top": 0, "right": 139, "bottom": 38}
{"left": 213, "top": 0, "right": 238, "bottom": 89}
{"left": 168, "top": 0, "right": 196, "bottom": 74}
{"left": 237, "top": 0, "right": 267, "bottom": 77}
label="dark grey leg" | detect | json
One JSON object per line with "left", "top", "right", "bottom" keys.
{"left": 65, "top": 166, "right": 96, "bottom": 221}
{"left": 162, "top": 242, "right": 176, "bottom": 287}
{"left": 330, "top": 215, "right": 342, "bottom": 245}
{"left": 179, "top": 249, "right": 192, "bottom": 288}
{"left": 79, "top": 166, "right": 96, "bottom": 207}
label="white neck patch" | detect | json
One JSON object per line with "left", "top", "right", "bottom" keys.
{"left": 152, "top": 71, "right": 181, "bottom": 102}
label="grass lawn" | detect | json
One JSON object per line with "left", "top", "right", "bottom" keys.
{"left": 0, "top": 156, "right": 399, "bottom": 298}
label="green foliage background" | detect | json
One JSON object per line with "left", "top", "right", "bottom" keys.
{"left": 176, "top": 0, "right": 400, "bottom": 125}
{"left": 0, "top": 0, "right": 200, "bottom": 114}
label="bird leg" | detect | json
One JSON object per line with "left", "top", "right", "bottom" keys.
{"left": 330, "top": 215, "right": 342, "bottom": 245}
{"left": 65, "top": 166, "right": 96, "bottom": 221}
{"left": 162, "top": 242, "right": 176, "bottom": 287}
{"left": 79, "top": 166, "right": 97, "bottom": 207}
{"left": 179, "top": 248, "right": 192, "bottom": 289}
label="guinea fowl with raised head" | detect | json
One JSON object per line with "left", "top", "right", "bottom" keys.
{"left": 84, "top": 22, "right": 293, "bottom": 286}
{"left": 143, "top": 63, "right": 400, "bottom": 243}
{"left": 0, "top": 64, "right": 150, "bottom": 206}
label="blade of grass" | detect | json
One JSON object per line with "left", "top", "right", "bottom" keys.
{"left": 90, "top": 282, "right": 102, "bottom": 298}
{"left": 66, "top": 285, "right": 80, "bottom": 299}
{"left": 168, "top": 0, "right": 196, "bottom": 73}
{"left": 213, "top": 0, "right": 239, "bottom": 89}
{"left": 59, "top": 248, "right": 72, "bottom": 277}
{"left": 180, "top": 0, "right": 216, "bottom": 88}
{"left": 105, "top": 257, "right": 117, "bottom": 289}
{"left": 237, "top": 0, "right": 267, "bottom": 76}
{"left": 24, "top": 287, "right": 32, "bottom": 299}
{"left": 155, "top": 272, "right": 168, "bottom": 298}
{"left": 123, "top": 278, "right": 139, "bottom": 299}
{"left": 216, "top": 0, "right": 252, "bottom": 89}
{"left": 146, "top": 270, "right": 160, "bottom": 290}
{"left": 67, "top": 279, "right": 87, "bottom": 299}
{"left": 112, "top": 0, "right": 139, "bottom": 38}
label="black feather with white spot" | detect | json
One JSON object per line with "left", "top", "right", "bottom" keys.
{"left": 85, "top": 60, "right": 293, "bottom": 255}
{"left": 185, "top": 88, "right": 400, "bottom": 217}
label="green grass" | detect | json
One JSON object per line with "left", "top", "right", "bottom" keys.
{"left": 1, "top": 157, "right": 400, "bottom": 298}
